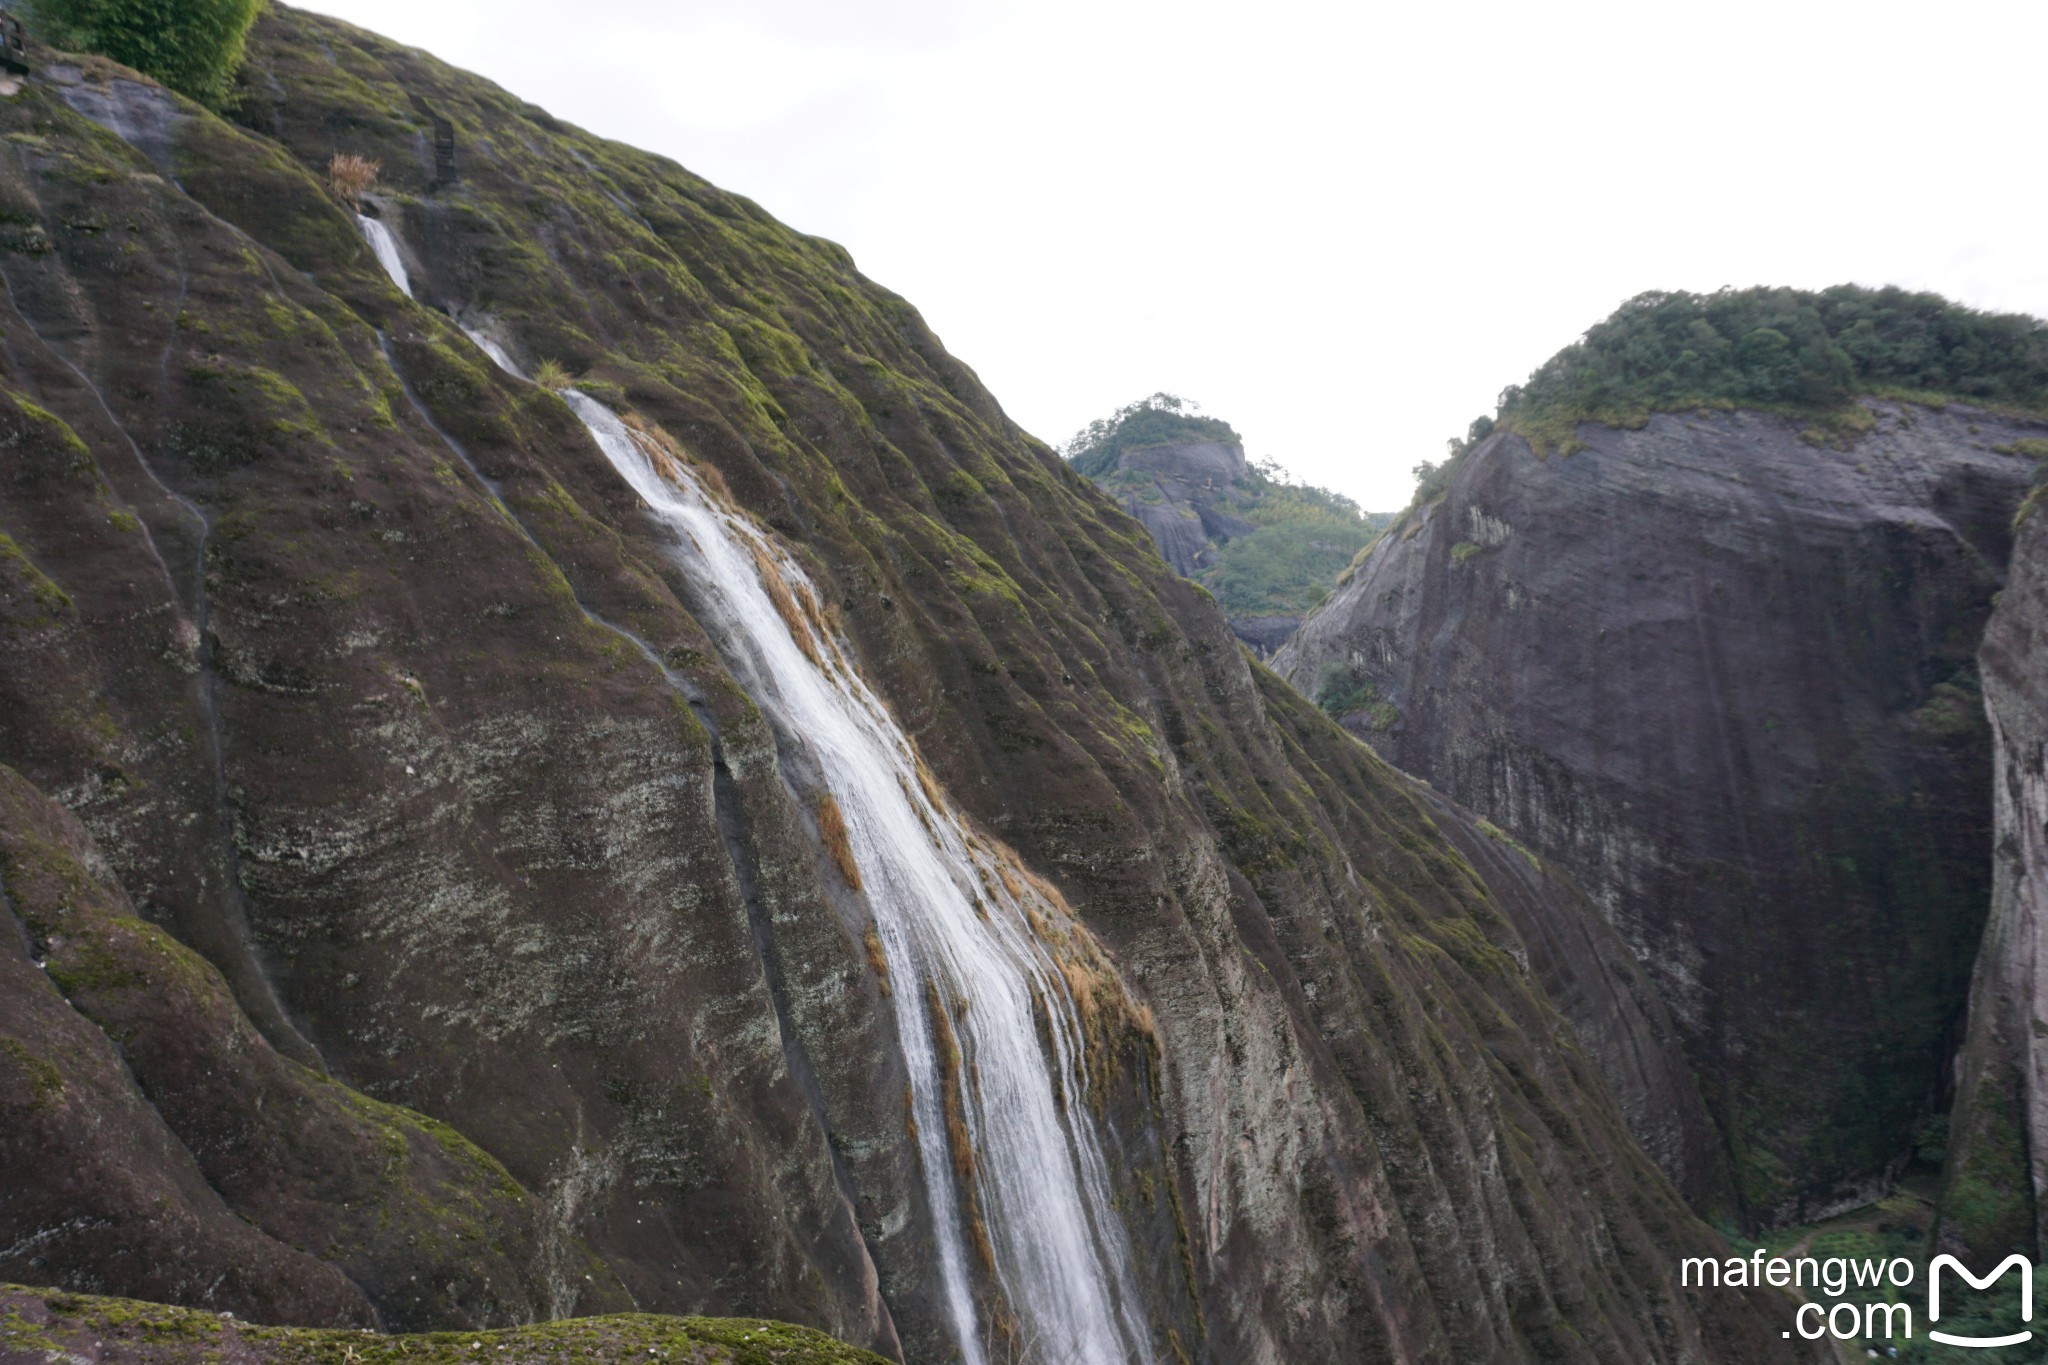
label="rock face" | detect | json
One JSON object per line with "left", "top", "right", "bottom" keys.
{"left": 1278, "top": 406, "right": 2040, "bottom": 1224}
{"left": 1410, "top": 788, "right": 1733, "bottom": 1216}
{"left": 1103, "top": 440, "right": 1253, "bottom": 572}
{"left": 0, "top": 11, "right": 1797, "bottom": 1361}
{"left": 1939, "top": 489, "right": 2048, "bottom": 1261}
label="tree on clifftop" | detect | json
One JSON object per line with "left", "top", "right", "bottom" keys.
{"left": 28, "top": 0, "right": 265, "bottom": 109}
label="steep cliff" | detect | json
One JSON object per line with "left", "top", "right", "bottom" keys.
{"left": 1280, "top": 398, "right": 2041, "bottom": 1225}
{"left": 0, "top": 13, "right": 1794, "bottom": 1361}
{"left": 1938, "top": 472, "right": 2048, "bottom": 1262}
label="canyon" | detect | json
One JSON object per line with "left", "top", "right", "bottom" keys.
{"left": 0, "top": 8, "right": 1793, "bottom": 1362}
{"left": 14, "top": 7, "right": 2048, "bottom": 1364}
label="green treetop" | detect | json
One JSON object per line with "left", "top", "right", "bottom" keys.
{"left": 28, "top": 0, "right": 266, "bottom": 109}
{"left": 1424, "top": 285, "right": 2048, "bottom": 488}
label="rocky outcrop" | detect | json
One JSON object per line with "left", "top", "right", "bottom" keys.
{"left": 0, "top": 12, "right": 1798, "bottom": 1361}
{"left": 1104, "top": 439, "right": 1254, "bottom": 575}
{"left": 1278, "top": 406, "right": 2040, "bottom": 1225}
{"left": 1938, "top": 489, "right": 2048, "bottom": 1261}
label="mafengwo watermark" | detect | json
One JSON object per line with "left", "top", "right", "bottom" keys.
{"left": 1684, "top": 1249, "right": 2035, "bottom": 1347}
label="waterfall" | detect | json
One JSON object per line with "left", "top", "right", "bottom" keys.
{"left": 554, "top": 396, "right": 1156, "bottom": 1365}
{"left": 357, "top": 214, "right": 411, "bottom": 298}
{"left": 356, "top": 215, "right": 1153, "bottom": 1364}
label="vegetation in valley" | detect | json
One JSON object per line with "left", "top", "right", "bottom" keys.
{"left": 1412, "top": 285, "right": 2048, "bottom": 500}
{"left": 1312, "top": 659, "right": 1399, "bottom": 729}
{"left": 1199, "top": 475, "right": 1390, "bottom": 616}
{"left": 1068, "top": 394, "right": 1390, "bottom": 617}
{"left": 1735, "top": 1188, "right": 2048, "bottom": 1363}
{"left": 25, "top": 0, "right": 266, "bottom": 108}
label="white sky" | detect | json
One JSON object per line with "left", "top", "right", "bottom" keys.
{"left": 298, "top": 0, "right": 2048, "bottom": 509}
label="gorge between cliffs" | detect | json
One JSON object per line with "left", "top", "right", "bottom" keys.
{"left": 0, "top": 6, "right": 2044, "bottom": 1365}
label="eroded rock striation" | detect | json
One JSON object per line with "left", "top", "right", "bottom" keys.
{"left": 1279, "top": 405, "right": 2041, "bottom": 1225}
{"left": 0, "top": 11, "right": 1794, "bottom": 1361}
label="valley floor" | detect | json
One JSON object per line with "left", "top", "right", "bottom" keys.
{"left": 1736, "top": 1181, "right": 2045, "bottom": 1364}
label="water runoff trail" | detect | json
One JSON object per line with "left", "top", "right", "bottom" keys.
{"left": 357, "top": 216, "right": 1154, "bottom": 1365}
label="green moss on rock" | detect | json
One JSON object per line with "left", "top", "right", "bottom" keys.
{"left": 0, "top": 1286, "right": 890, "bottom": 1364}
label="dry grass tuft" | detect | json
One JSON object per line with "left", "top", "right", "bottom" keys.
{"left": 531, "top": 357, "right": 573, "bottom": 391}
{"left": 925, "top": 984, "right": 988, "bottom": 1269}
{"left": 750, "top": 542, "right": 821, "bottom": 664}
{"left": 626, "top": 423, "right": 689, "bottom": 488}
{"left": 328, "top": 152, "right": 379, "bottom": 204}
{"left": 913, "top": 756, "right": 945, "bottom": 809}
{"left": 816, "top": 791, "right": 862, "bottom": 890}
{"left": 966, "top": 1209, "right": 996, "bottom": 1274}
{"left": 862, "top": 922, "right": 890, "bottom": 997}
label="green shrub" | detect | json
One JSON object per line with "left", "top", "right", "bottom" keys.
{"left": 1511, "top": 285, "right": 2048, "bottom": 426}
{"left": 27, "top": 0, "right": 266, "bottom": 109}
{"left": 1314, "top": 661, "right": 1377, "bottom": 718}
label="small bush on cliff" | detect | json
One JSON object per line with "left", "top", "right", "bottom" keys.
{"left": 27, "top": 0, "right": 266, "bottom": 109}
{"left": 1314, "top": 661, "right": 1378, "bottom": 718}
{"left": 327, "top": 152, "right": 379, "bottom": 205}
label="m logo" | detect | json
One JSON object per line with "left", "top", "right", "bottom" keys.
{"left": 1929, "top": 1254, "right": 2035, "bottom": 1348}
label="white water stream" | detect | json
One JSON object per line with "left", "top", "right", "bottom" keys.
{"left": 357, "top": 215, "right": 1153, "bottom": 1365}
{"left": 358, "top": 213, "right": 410, "bottom": 298}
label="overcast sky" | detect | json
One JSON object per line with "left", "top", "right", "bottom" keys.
{"left": 300, "top": 0, "right": 2048, "bottom": 509}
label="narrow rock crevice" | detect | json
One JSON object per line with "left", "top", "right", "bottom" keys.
{"left": 0, "top": 259, "right": 324, "bottom": 1074}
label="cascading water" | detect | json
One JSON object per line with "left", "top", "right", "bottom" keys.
{"left": 556, "top": 398, "right": 1157, "bottom": 1365}
{"left": 356, "top": 214, "right": 1153, "bottom": 1364}
{"left": 357, "top": 214, "right": 411, "bottom": 298}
